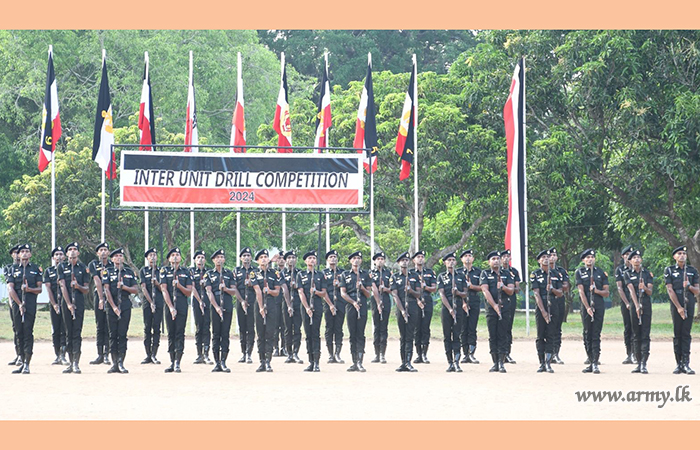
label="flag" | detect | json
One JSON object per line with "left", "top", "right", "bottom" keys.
{"left": 353, "top": 55, "right": 378, "bottom": 173}
{"left": 38, "top": 47, "right": 62, "bottom": 172}
{"left": 273, "top": 54, "right": 292, "bottom": 152}
{"left": 184, "top": 57, "right": 198, "bottom": 153}
{"left": 504, "top": 57, "right": 527, "bottom": 279}
{"left": 395, "top": 62, "right": 416, "bottom": 181}
{"left": 230, "top": 52, "right": 246, "bottom": 152}
{"left": 92, "top": 55, "right": 116, "bottom": 179}
{"left": 138, "top": 56, "right": 156, "bottom": 151}
{"left": 313, "top": 59, "right": 332, "bottom": 152}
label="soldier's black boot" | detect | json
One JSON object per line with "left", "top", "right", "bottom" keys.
{"left": 238, "top": 344, "right": 247, "bottom": 363}
{"left": 592, "top": 358, "right": 600, "bottom": 374}
{"left": 103, "top": 348, "right": 111, "bottom": 365}
{"left": 380, "top": 344, "right": 387, "bottom": 364}
{"left": 327, "top": 344, "right": 337, "bottom": 363}
{"left": 107, "top": 352, "right": 119, "bottom": 373}
{"left": 313, "top": 353, "right": 321, "bottom": 372}
{"left": 246, "top": 351, "right": 253, "bottom": 364}
{"left": 256, "top": 352, "right": 267, "bottom": 372}
{"left": 52, "top": 345, "right": 61, "bottom": 365}
{"left": 683, "top": 355, "right": 695, "bottom": 375}
{"left": 632, "top": 352, "right": 639, "bottom": 364}
{"left": 285, "top": 345, "right": 295, "bottom": 363}
{"left": 280, "top": 346, "right": 288, "bottom": 357}
{"left": 489, "top": 353, "right": 499, "bottom": 373}
{"left": 631, "top": 356, "right": 642, "bottom": 373}
{"left": 272, "top": 346, "right": 280, "bottom": 357}
{"left": 498, "top": 354, "right": 507, "bottom": 373}
{"left": 90, "top": 350, "right": 104, "bottom": 365}
{"left": 293, "top": 344, "right": 304, "bottom": 364}
{"left": 15, "top": 355, "right": 23, "bottom": 367}
{"left": 468, "top": 345, "right": 479, "bottom": 364}
{"left": 211, "top": 349, "right": 222, "bottom": 372}
{"left": 265, "top": 353, "right": 273, "bottom": 372}
{"left": 335, "top": 344, "right": 345, "bottom": 364}
{"left": 673, "top": 352, "right": 683, "bottom": 374}
{"left": 454, "top": 352, "right": 463, "bottom": 372}
{"left": 553, "top": 346, "right": 564, "bottom": 364}
{"left": 151, "top": 344, "right": 160, "bottom": 364}
{"left": 545, "top": 353, "right": 554, "bottom": 373}
{"left": 117, "top": 353, "right": 128, "bottom": 374}
{"left": 537, "top": 353, "right": 546, "bottom": 373}
{"left": 203, "top": 346, "right": 213, "bottom": 365}
{"left": 505, "top": 354, "right": 516, "bottom": 364}
{"left": 640, "top": 354, "right": 649, "bottom": 374}
{"left": 142, "top": 353, "right": 153, "bottom": 364}
{"left": 405, "top": 350, "right": 417, "bottom": 372}
{"left": 446, "top": 352, "right": 455, "bottom": 372}
{"left": 461, "top": 346, "right": 469, "bottom": 363}
{"left": 165, "top": 352, "right": 176, "bottom": 373}
{"left": 584, "top": 356, "right": 591, "bottom": 365}
{"left": 413, "top": 345, "right": 424, "bottom": 364}
{"left": 220, "top": 352, "right": 231, "bottom": 373}
{"left": 371, "top": 344, "right": 380, "bottom": 363}
{"left": 347, "top": 352, "right": 359, "bottom": 372}
{"left": 423, "top": 344, "right": 430, "bottom": 364}
{"left": 20, "top": 354, "right": 31, "bottom": 374}
{"left": 72, "top": 352, "right": 81, "bottom": 374}
{"left": 174, "top": 352, "right": 182, "bottom": 373}
{"left": 60, "top": 345, "right": 69, "bottom": 365}
{"left": 8, "top": 355, "right": 19, "bottom": 366}
{"left": 357, "top": 352, "right": 366, "bottom": 372}
{"left": 304, "top": 354, "right": 314, "bottom": 372}
{"left": 63, "top": 352, "right": 74, "bottom": 373}
{"left": 193, "top": 344, "right": 204, "bottom": 364}
{"left": 622, "top": 348, "right": 634, "bottom": 364}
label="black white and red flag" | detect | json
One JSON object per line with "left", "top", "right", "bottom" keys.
{"left": 92, "top": 54, "right": 116, "bottom": 179}
{"left": 230, "top": 52, "right": 246, "bottom": 153}
{"left": 353, "top": 54, "right": 378, "bottom": 173}
{"left": 138, "top": 53, "right": 156, "bottom": 151}
{"left": 38, "top": 46, "right": 62, "bottom": 172}
{"left": 273, "top": 52, "right": 292, "bottom": 153}
{"left": 313, "top": 57, "right": 332, "bottom": 152}
{"left": 184, "top": 52, "right": 198, "bottom": 153}
{"left": 395, "top": 61, "right": 416, "bottom": 181}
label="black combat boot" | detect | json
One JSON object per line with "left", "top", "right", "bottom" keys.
{"left": 498, "top": 354, "right": 507, "bottom": 373}
{"left": 396, "top": 348, "right": 407, "bottom": 372}
{"left": 545, "top": 353, "right": 554, "bottom": 373}
{"left": 265, "top": 353, "right": 273, "bottom": 372}
{"left": 63, "top": 352, "right": 74, "bottom": 374}
{"left": 347, "top": 352, "right": 359, "bottom": 372}
{"left": 211, "top": 349, "right": 222, "bottom": 372}
{"left": 673, "top": 352, "right": 683, "bottom": 374}
{"left": 238, "top": 344, "right": 247, "bottom": 363}
{"left": 60, "top": 345, "right": 69, "bottom": 365}
{"left": 107, "top": 352, "right": 119, "bottom": 373}
{"left": 640, "top": 354, "right": 649, "bottom": 374}
{"left": 413, "top": 345, "right": 424, "bottom": 364}
{"left": 220, "top": 352, "right": 231, "bottom": 373}
{"left": 72, "top": 352, "right": 81, "bottom": 374}
{"left": 468, "top": 345, "right": 479, "bottom": 364}
{"left": 313, "top": 353, "right": 321, "bottom": 372}
{"left": 151, "top": 344, "right": 161, "bottom": 364}
{"left": 293, "top": 344, "right": 304, "bottom": 364}
{"left": 683, "top": 355, "right": 695, "bottom": 375}
{"left": 405, "top": 350, "right": 417, "bottom": 372}
{"left": 203, "top": 346, "right": 213, "bottom": 365}
{"left": 103, "top": 348, "right": 111, "bottom": 365}
{"left": 304, "top": 354, "right": 314, "bottom": 372}
{"left": 284, "top": 346, "right": 295, "bottom": 363}
{"left": 90, "top": 350, "right": 104, "bottom": 365}
{"left": 446, "top": 352, "right": 455, "bottom": 372}
{"left": 453, "top": 352, "right": 462, "bottom": 372}
{"left": 423, "top": 344, "right": 430, "bottom": 364}
{"left": 380, "top": 344, "right": 387, "bottom": 364}
{"left": 246, "top": 351, "right": 253, "bottom": 364}
{"left": 622, "top": 347, "right": 634, "bottom": 364}
{"left": 592, "top": 357, "right": 600, "bottom": 374}
{"left": 20, "top": 354, "right": 31, "bottom": 374}
{"left": 357, "top": 352, "right": 366, "bottom": 372}
{"left": 174, "top": 352, "right": 182, "bottom": 373}
{"left": 371, "top": 344, "right": 380, "bottom": 363}
{"left": 52, "top": 345, "right": 62, "bottom": 365}
{"left": 505, "top": 354, "right": 516, "bottom": 364}
{"left": 327, "top": 344, "right": 337, "bottom": 363}
{"left": 118, "top": 353, "right": 129, "bottom": 374}
{"left": 335, "top": 344, "right": 345, "bottom": 364}
{"left": 489, "top": 353, "right": 499, "bottom": 372}
{"left": 193, "top": 344, "right": 204, "bottom": 364}
{"left": 165, "top": 352, "right": 176, "bottom": 373}
{"left": 8, "top": 355, "right": 19, "bottom": 366}
{"left": 537, "top": 353, "right": 546, "bottom": 373}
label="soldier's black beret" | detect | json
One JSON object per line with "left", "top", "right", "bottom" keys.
{"left": 239, "top": 247, "right": 252, "bottom": 257}
{"left": 9, "top": 244, "right": 20, "bottom": 255}
{"left": 441, "top": 252, "right": 456, "bottom": 262}
{"left": 51, "top": 246, "right": 64, "bottom": 257}
{"left": 459, "top": 249, "right": 473, "bottom": 258}
{"left": 166, "top": 247, "right": 181, "bottom": 259}
{"left": 18, "top": 244, "right": 31, "bottom": 252}
{"left": 412, "top": 250, "right": 426, "bottom": 259}
{"left": 536, "top": 249, "right": 551, "bottom": 260}
{"left": 621, "top": 245, "right": 633, "bottom": 256}
{"left": 110, "top": 248, "right": 124, "bottom": 258}
{"left": 348, "top": 251, "right": 362, "bottom": 261}
{"left": 193, "top": 250, "right": 205, "bottom": 259}
{"left": 501, "top": 249, "right": 511, "bottom": 256}
{"left": 396, "top": 252, "right": 410, "bottom": 263}
{"left": 284, "top": 250, "right": 297, "bottom": 259}
{"left": 672, "top": 246, "right": 687, "bottom": 257}
{"left": 486, "top": 250, "right": 501, "bottom": 260}
{"left": 211, "top": 249, "right": 225, "bottom": 260}
{"left": 144, "top": 247, "right": 157, "bottom": 258}
{"left": 580, "top": 248, "right": 595, "bottom": 260}
{"left": 255, "top": 249, "right": 269, "bottom": 261}
{"left": 303, "top": 250, "right": 317, "bottom": 260}
{"left": 372, "top": 251, "right": 386, "bottom": 261}
{"left": 95, "top": 242, "right": 109, "bottom": 252}
{"left": 628, "top": 249, "right": 641, "bottom": 259}
{"left": 325, "top": 249, "right": 339, "bottom": 259}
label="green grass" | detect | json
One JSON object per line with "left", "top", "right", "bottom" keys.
{"left": 0, "top": 302, "right": 681, "bottom": 341}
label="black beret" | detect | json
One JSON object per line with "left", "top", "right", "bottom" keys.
{"left": 51, "top": 246, "right": 64, "bottom": 257}
{"left": 255, "top": 249, "right": 269, "bottom": 260}
{"left": 621, "top": 245, "right": 633, "bottom": 256}
{"left": 672, "top": 245, "right": 687, "bottom": 257}
{"left": 239, "top": 247, "right": 252, "bottom": 257}
{"left": 501, "top": 249, "right": 511, "bottom": 256}
{"left": 95, "top": 242, "right": 109, "bottom": 252}
{"left": 548, "top": 247, "right": 557, "bottom": 254}
{"left": 628, "top": 249, "right": 641, "bottom": 259}
{"left": 303, "top": 250, "right": 317, "bottom": 260}
{"left": 325, "top": 249, "right": 338, "bottom": 259}
{"left": 17, "top": 244, "right": 31, "bottom": 252}
{"left": 486, "top": 250, "right": 501, "bottom": 260}
{"left": 211, "top": 249, "right": 225, "bottom": 260}
{"left": 9, "top": 244, "right": 20, "bottom": 255}
{"left": 396, "top": 252, "right": 410, "bottom": 262}
{"left": 580, "top": 248, "right": 595, "bottom": 260}
{"left": 441, "top": 252, "right": 456, "bottom": 262}
{"left": 412, "top": 250, "right": 426, "bottom": 259}
{"left": 144, "top": 247, "right": 157, "bottom": 258}
{"left": 284, "top": 250, "right": 297, "bottom": 259}
{"left": 110, "top": 247, "right": 124, "bottom": 258}
{"left": 372, "top": 251, "right": 386, "bottom": 261}
{"left": 193, "top": 250, "right": 205, "bottom": 259}
{"left": 459, "top": 249, "right": 473, "bottom": 258}
{"left": 166, "top": 247, "right": 181, "bottom": 259}
{"left": 536, "top": 249, "right": 551, "bottom": 260}
{"left": 348, "top": 251, "right": 363, "bottom": 261}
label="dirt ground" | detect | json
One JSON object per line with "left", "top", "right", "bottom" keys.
{"left": 1, "top": 337, "right": 697, "bottom": 420}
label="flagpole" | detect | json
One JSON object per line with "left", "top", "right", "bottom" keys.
{"left": 189, "top": 51, "right": 195, "bottom": 265}
{"left": 144, "top": 51, "right": 150, "bottom": 264}
{"left": 235, "top": 52, "right": 243, "bottom": 266}
{"left": 412, "top": 54, "right": 419, "bottom": 254}
{"left": 48, "top": 45, "right": 56, "bottom": 250}
{"left": 324, "top": 52, "right": 331, "bottom": 256}
{"left": 99, "top": 49, "right": 106, "bottom": 243}
{"left": 281, "top": 52, "right": 286, "bottom": 251}
{"left": 522, "top": 57, "right": 530, "bottom": 337}
{"left": 368, "top": 53, "right": 375, "bottom": 269}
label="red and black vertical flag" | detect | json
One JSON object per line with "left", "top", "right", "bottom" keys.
{"left": 273, "top": 52, "right": 292, "bottom": 152}
{"left": 353, "top": 53, "right": 378, "bottom": 173}
{"left": 395, "top": 61, "right": 416, "bottom": 181}
{"left": 38, "top": 46, "right": 62, "bottom": 172}
{"left": 92, "top": 54, "right": 116, "bottom": 179}
{"left": 313, "top": 56, "right": 332, "bottom": 152}
{"left": 138, "top": 53, "right": 156, "bottom": 151}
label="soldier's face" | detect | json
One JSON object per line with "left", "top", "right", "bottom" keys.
{"left": 54, "top": 251, "right": 65, "bottom": 264}
{"left": 327, "top": 255, "right": 337, "bottom": 265}
{"left": 305, "top": 256, "right": 316, "bottom": 267}
{"left": 584, "top": 255, "right": 595, "bottom": 266}
{"left": 19, "top": 249, "right": 31, "bottom": 261}
{"left": 258, "top": 255, "right": 269, "bottom": 267}
{"left": 489, "top": 256, "right": 500, "bottom": 270}
{"left": 169, "top": 253, "right": 181, "bottom": 265}
{"left": 539, "top": 255, "right": 549, "bottom": 268}
{"left": 501, "top": 254, "right": 510, "bottom": 265}
{"left": 214, "top": 255, "right": 225, "bottom": 266}
{"left": 112, "top": 254, "right": 123, "bottom": 265}
{"left": 674, "top": 251, "right": 687, "bottom": 264}
{"left": 550, "top": 253, "right": 558, "bottom": 264}
{"left": 147, "top": 252, "right": 157, "bottom": 264}
{"left": 399, "top": 258, "right": 409, "bottom": 269}
{"left": 194, "top": 255, "right": 205, "bottom": 266}
{"left": 461, "top": 254, "right": 473, "bottom": 265}
{"left": 286, "top": 255, "right": 297, "bottom": 267}
{"left": 98, "top": 247, "right": 109, "bottom": 259}
{"left": 375, "top": 257, "right": 385, "bottom": 268}
{"left": 351, "top": 256, "right": 362, "bottom": 268}
{"left": 413, "top": 254, "right": 425, "bottom": 266}
{"left": 241, "top": 253, "right": 251, "bottom": 264}
{"left": 11, "top": 250, "right": 18, "bottom": 262}
{"left": 444, "top": 257, "right": 456, "bottom": 269}
{"left": 622, "top": 253, "right": 630, "bottom": 263}
{"left": 630, "top": 255, "right": 642, "bottom": 267}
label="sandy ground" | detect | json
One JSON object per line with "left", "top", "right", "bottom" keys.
{"left": 0, "top": 337, "right": 697, "bottom": 420}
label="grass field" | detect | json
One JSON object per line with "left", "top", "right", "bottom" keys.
{"left": 0, "top": 302, "right": 686, "bottom": 342}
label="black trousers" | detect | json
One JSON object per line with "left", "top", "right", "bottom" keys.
{"left": 143, "top": 302, "right": 163, "bottom": 355}
{"left": 397, "top": 301, "right": 419, "bottom": 358}
{"left": 371, "top": 296, "right": 391, "bottom": 352}
{"left": 441, "top": 301, "right": 464, "bottom": 357}
{"left": 95, "top": 304, "right": 110, "bottom": 354}
{"left": 10, "top": 307, "right": 20, "bottom": 356}
{"left": 551, "top": 296, "right": 565, "bottom": 353}
{"left": 211, "top": 308, "right": 233, "bottom": 357}
{"left": 461, "top": 297, "right": 481, "bottom": 351}
{"left": 345, "top": 300, "right": 368, "bottom": 356}
{"left": 11, "top": 305, "right": 35, "bottom": 357}
{"left": 283, "top": 301, "right": 302, "bottom": 352}
{"left": 505, "top": 296, "right": 517, "bottom": 354}
{"left": 621, "top": 301, "right": 633, "bottom": 354}
{"left": 50, "top": 301, "right": 67, "bottom": 354}
{"left": 630, "top": 298, "right": 652, "bottom": 360}
{"left": 236, "top": 299, "right": 255, "bottom": 355}
{"left": 165, "top": 305, "right": 188, "bottom": 357}
{"left": 486, "top": 300, "right": 511, "bottom": 355}
{"left": 324, "top": 299, "right": 345, "bottom": 350}
{"left": 193, "top": 302, "right": 211, "bottom": 351}
{"left": 107, "top": 307, "right": 131, "bottom": 356}
{"left": 255, "top": 299, "right": 280, "bottom": 359}
{"left": 581, "top": 298, "right": 605, "bottom": 362}
{"left": 415, "top": 301, "right": 433, "bottom": 349}
{"left": 535, "top": 305, "right": 557, "bottom": 355}
{"left": 303, "top": 299, "right": 324, "bottom": 356}
{"left": 62, "top": 303, "right": 84, "bottom": 355}
{"left": 671, "top": 298, "right": 695, "bottom": 358}
{"left": 276, "top": 299, "right": 285, "bottom": 350}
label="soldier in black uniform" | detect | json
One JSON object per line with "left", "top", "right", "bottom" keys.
{"left": 664, "top": 245, "right": 699, "bottom": 374}
{"left": 297, "top": 251, "right": 333, "bottom": 372}
{"left": 412, "top": 250, "right": 437, "bottom": 364}
{"left": 190, "top": 250, "right": 212, "bottom": 364}
{"left": 7, "top": 244, "right": 42, "bottom": 374}
{"left": 340, "top": 251, "right": 372, "bottom": 372}
{"left": 437, "top": 252, "right": 467, "bottom": 372}
{"left": 548, "top": 247, "right": 569, "bottom": 364}
{"left": 615, "top": 245, "right": 635, "bottom": 364}
{"left": 281, "top": 250, "right": 304, "bottom": 364}
{"left": 370, "top": 252, "right": 392, "bottom": 363}
{"left": 102, "top": 248, "right": 137, "bottom": 374}
{"left": 480, "top": 250, "right": 515, "bottom": 373}
{"left": 271, "top": 250, "right": 287, "bottom": 357}
{"left": 323, "top": 249, "right": 346, "bottom": 364}
{"left": 87, "top": 242, "right": 113, "bottom": 365}
{"left": 160, "top": 247, "right": 193, "bottom": 373}
{"left": 44, "top": 246, "right": 68, "bottom": 365}
{"left": 58, "top": 242, "right": 89, "bottom": 374}
{"left": 501, "top": 250, "right": 520, "bottom": 364}
{"left": 458, "top": 249, "right": 482, "bottom": 364}
{"left": 530, "top": 249, "right": 562, "bottom": 373}
{"left": 251, "top": 249, "right": 281, "bottom": 372}
{"left": 392, "top": 252, "right": 420, "bottom": 372}
{"left": 234, "top": 247, "right": 255, "bottom": 364}
{"left": 625, "top": 249, "right": 653, "bottom": 374}
{"left": 5, "top": 244, "right": 22, "bottom": 366}
{"left": 140, "top": 247, "right": 163, "bottom": 365}
{"left": 206, "top": 248, "right": 238, "bottom": 373}
{"left": 575, "top": 248, "right": 610, "bottom": 374}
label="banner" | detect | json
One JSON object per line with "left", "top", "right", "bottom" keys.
{"left": 119, "top": 151, "right": 364, "bottom": 208}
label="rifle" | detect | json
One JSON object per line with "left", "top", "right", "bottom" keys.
{"left": 402, "top": 269, "right": 410, "bottom": 323}
{"left": 683, "top": 265, "right": 688, "bottom": 319}
{"left": 242, "top": 268, "right": 249, "bottom": 315}
{"left": 450, "top": 267, "right": 457, "bottom": 324}
{"left": 115, "top": 264, "right": 123, "bottom": 320}
{"left": 20, "top": 264, "right": 26, "bottom": 324}
{"left": 378, "top": 268, "right": 384, "bottom": 322}
{"left": 69, "top": 261, "right": 76, "bottom": 320}
{"left": 545, "top": 268, "right": 551, "bottom": 324}
{"left": 309, "top": 268, "right": 315, "bottom": 326}
{"left": 637, "top": 266, "right": 643, "bottom": 326}
{"left": 55, "top": 266, "right": 62, "bottom": 315}
{"left": 263, "top": 269, "right": 268, "bottom": 326}
{"left": 418, "top": 268, "right": 426, "bottom": 319}
{"left": 150, "top": 265, "right": 157, "bottom": 314}
{"left": 354, "top": 266, "right": 362, "bottom": 319}
{"left": 495, "top": 268, "right": 503, "bottom": 321}
{"left": 217, "top": 266, "right": 225, "bottom": 322}
{"left": 589, "top": 267, "right": 595, "bottom": 323}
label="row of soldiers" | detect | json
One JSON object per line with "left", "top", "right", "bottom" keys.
{"left": 4, "top": 242, "right": 697, "bottom": 375}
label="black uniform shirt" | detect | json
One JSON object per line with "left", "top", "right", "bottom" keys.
{"left": 340, "top": 268, "right": 372, "bottom": 303}
{"left": 623, "top": 267, "right": 653, "bottom": 302}
{"left": 235, "top": 265, "right": 257, "bottom": 303}
{"left": 459, "top": 266, "right": 483, "bottom": 301}
{"left": 205, "top": 267, "right": 235, "bottom": 310}
{"left": 664, "top": 264, "right": 699, "bottom": 303}
{"left": 189, "top": 266, "right": 208, "bottom": 304}
{"left": 282, "top": 267, "right": 301, "bottom": 305}
{"left": 160, "top": 266, "right": 193, "bottom": 309}
{"left": 412, "top": 267, "right": 437, "bottom": 305}
{"left": 140, "top": 265, "right": 164, "bottom": 305}
{"left": 7, "top": 262, "right": 42, "bottom": 313}
{"left": 479, "top": 268, "right": 514, "bottom": 313}
{"left": 296, "top": 269, "right": 326, "bottom": 303}
{"left": 437, "top": 269, "right": 467, "bottom": 302}
{"left": 102, "top": 265, "right": 137, "bottom": 309}
{"left": 390, "top": 271, "right": 419, "bottom": 303}
{"left": 530, "top": 268, "right": 563, "bottom": 303}
{"left": 43, "top": 265, "right": 62, "bottom": 299}
{"left": 88, "top": 258, "right": 113, "bottom": 298}
{"left": 615, "top": 263, "right": 632, "bottom": 300}
{"left": 323, "top": 267, "right": 345, "bottom": 304}
{"left": 59, "top": 261, "right": 90, "bottom": 305}
{"left": 252, "top": 267, "right": 280, "bottom": 304}
{"left": 504, "top": 266, "right": 521, "bottom": 302}
{"left": 574, "top": 266, "right": 609, "bottom": 303}
{"left": 370, "top": 267, "right": 392, "bottom": 304}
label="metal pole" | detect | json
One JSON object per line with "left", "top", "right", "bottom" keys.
{"left": 412, "top": 54, "right": 419, "bottom": 254}
{"left": 522, "top": 57, "right": 530, "bottom": 337}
